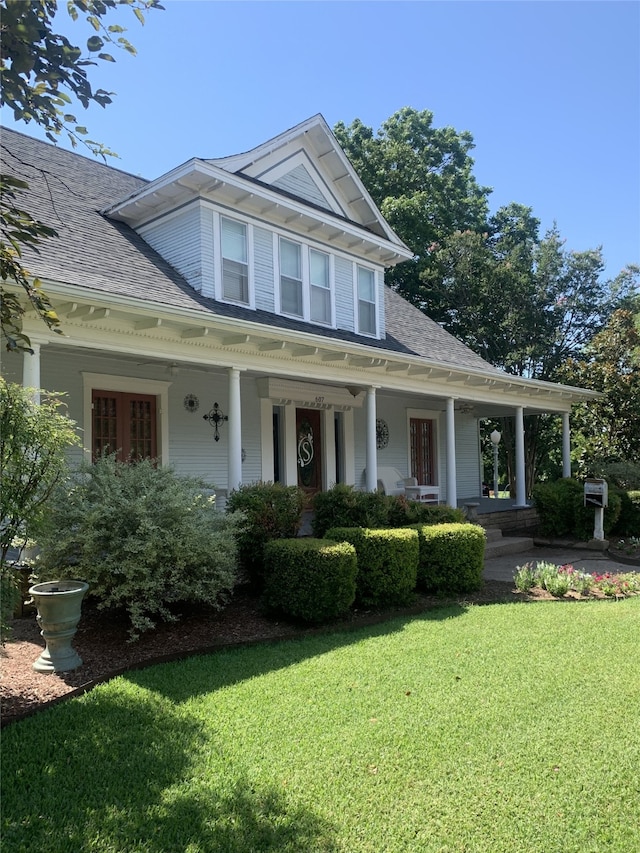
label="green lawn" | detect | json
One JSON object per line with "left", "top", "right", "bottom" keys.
{"left": 3, "top": 598, "right": 640, "bottom": 852}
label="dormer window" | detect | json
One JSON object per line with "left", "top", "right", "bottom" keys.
{"left": 277, "top": 237, "right": 334, "bottom": 326}
{"left": 357, "top": 265, "right": 377, "bottom": 336}
{"left": 280, "top": 238, "right": 303, "bottom": 317}
{"left": 310, "top": 249, "right": 330, "bottom": 324}
{"left": 221, "top": 216, "right": 249, "bottom": 304}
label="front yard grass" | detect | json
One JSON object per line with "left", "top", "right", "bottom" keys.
{"left": 3, "top": 597, "right": 639, "bottom": 852}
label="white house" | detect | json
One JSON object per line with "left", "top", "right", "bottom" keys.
{"left": 1, "top": 116, "right": 596, "bottom": 508}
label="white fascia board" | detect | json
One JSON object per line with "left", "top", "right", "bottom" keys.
{"left": 105, "top": 115, "right": 412, "bottom": 258}
{"left": 105, "top": 159, "right": 413, "bottom": 265}
{"left": 101, "top": 159, "right": 204, "bottom": 216}
{"left": 210, "top": 114, "right": 328, "bottom": 171}
{"left": 33, "top": 278, "right": 598, "bottom": 406}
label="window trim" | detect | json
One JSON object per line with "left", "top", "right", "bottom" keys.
{"left": 82, "top": 373, "right": 171, "bottom": 465}
{"left": 354, "top": 263, "right": 379, "bottom": 337}
{"left": 274, "top": 234, "right": 335, "bottom": 327}
{"left": 214, "top": 212, "right": 255, "bottom": 308}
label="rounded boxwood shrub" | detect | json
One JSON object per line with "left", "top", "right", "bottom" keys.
{"left": 411, "top": 522, "right": 485, "bottom": 594}
{"left": 226, "top": 482, "right": 307, "bottom": 589}
{"left": 324, "top": 526, "right": 418, "bottom": 608}
{"left": 263, "top": 538, "right": 357, "bottom": 624}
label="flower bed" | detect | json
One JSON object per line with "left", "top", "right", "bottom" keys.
{"left": 514, "top": 560, "right": 640, "bottom": 599}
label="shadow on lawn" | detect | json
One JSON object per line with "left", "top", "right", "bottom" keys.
{"left": 122, "top": 603, "right": 468, "bottom": 705}
{"left": 2, "top": 686, "right": 339, "bottom": 853}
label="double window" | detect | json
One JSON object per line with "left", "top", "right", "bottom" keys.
{"left": 278, "top": 237, "right": 333, "bottom": 325}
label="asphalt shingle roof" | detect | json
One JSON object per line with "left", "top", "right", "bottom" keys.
{"left": 1, "top": 128, "right": 496, "bottom": 373}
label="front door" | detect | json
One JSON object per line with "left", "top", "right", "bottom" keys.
{"left": 296, "top": 408, "right": 322, "bottom": 494}
{"left": 410, "top": 417, "right": 436, "bottom": 484}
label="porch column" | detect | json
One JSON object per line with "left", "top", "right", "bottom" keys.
{"left": 514, "top": 405, "right": 527, "bottom": 507}
{"left": 365, "top": 386, "right": 378, "bottom": 492}
{"left": 22, "top": 341, "right": 44, "bottom": 403}
{"left": 445, "top": 397, "right": 457, "bottom": 508}
{"left": 562, "top": 412, "right": 571, "bottom": 478}
{"left": 228, "top": 367, "right": 242, "bottom": 492}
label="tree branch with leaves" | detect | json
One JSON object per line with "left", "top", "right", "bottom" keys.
{"left": 0, "top": 0, "right": 163, "bottom": 351}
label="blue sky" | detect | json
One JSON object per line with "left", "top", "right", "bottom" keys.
{"left": 4, "top": 0, "right": 639, "bottom": 281}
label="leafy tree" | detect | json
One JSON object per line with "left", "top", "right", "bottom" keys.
{"left": 558, "top": 308, "right": 640, "bottom": 474}
{"left": 0, "top": 0, "right": 163, "bottom": 351}
{"left": 0, "top": 378, "right": 81, "bottom": 639}
{"left": 333, "top": 107, "right": 491, "bottom": 310}
{"left": 0, "top": 378, "right": 80, "bottom": 564}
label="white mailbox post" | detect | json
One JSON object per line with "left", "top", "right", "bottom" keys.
{"left": 584, "top": 479, "right": 608, "bottom": 542}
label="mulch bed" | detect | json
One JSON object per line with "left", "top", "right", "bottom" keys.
{"left": 2, "top": 580, "right": 528, "bottom": 726}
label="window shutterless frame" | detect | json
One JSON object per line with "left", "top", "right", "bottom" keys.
{"left": 276, "top": 235, "right": 334, "bottom": 326}
{"left": 355, "top": 264, "right": 377, "bottom": 336}
{"left": 215, "top": 213, "right": 254, "bottom": 307}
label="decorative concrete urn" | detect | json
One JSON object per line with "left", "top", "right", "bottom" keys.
{"left": 28, "top": 581, "right": 89, "bottom": 673}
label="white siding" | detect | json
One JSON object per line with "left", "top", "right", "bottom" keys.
{"left": 138, "top": 204, "right": 206, "bottom": 293}
{"left": 272, "top": 164, "right": 332, "bottom": 211}
{"left": 335, "top": 256, "right": 355, "bottom": 332}
{"left": 253, "top": 226, "right": 275, "bottom": 313}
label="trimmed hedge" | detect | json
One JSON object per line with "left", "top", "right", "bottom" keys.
{"left": 312, "top": 483, "right": 463, "bottom": 537}
{"left": 411, "top": 523, "right": 485, "bottom": 594}
{"left": 226, "top": 482, "right": 306, "bottom": 589}
{"left": 324, "top": 526, "right": 418, "bottom": 608}
{"left": 263, "top": 538, "right": 357, "bottom": 624}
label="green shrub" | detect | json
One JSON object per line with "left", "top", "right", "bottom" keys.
{"left": 412, "top": 523, "right": 485, "bottom": 594}
{"left": 386, "top": 495, "right": 465, "bottom": 527}
{"left": 0, "top": 379, "right": 80, "bottom": 566}
{"left": 532, "top": 478, "right": 582, "bottom": 537}
{"left": 324, "top": 527, "right": 418, "bottom": 608}
{"left": 532, "top": 477, "right": 621, "bottom": 540}
{"left": 226, "top": 482, "right": 307, "bottom": 589}
{"left": 32, "top": 455, "right": 241, "bottom": 640}
{"left": 263, "top": 538, "right": 357, "bottom": 624}
{"left": 311, "top": 485, "right": 389, "bottom": 537}
{"left": 0, "top": 565, "right": 20, "bottom": 644}
{"left": 613, "top": 490, "right": 640, "bottom": 537}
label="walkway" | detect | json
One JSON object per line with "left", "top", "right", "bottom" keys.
{"left": 483, "top": 545, "right": 636, "bottom": 583}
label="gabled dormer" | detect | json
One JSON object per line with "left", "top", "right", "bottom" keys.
{"left": 103, "top": 115, "right": 413, "bottom": 339}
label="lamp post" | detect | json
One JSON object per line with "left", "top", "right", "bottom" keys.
{"left": 490, "top": 429, "right": 501, "bottom": 499}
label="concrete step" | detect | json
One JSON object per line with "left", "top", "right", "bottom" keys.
{"left": 484, "top": 536, "right": 534, "bottom": 560}
{"left": 484, "top": 528, "right": 504, "bottom": 543}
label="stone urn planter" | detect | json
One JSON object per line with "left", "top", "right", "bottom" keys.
{"left": 28, "top": 580, "right": 89, "bottom": 673}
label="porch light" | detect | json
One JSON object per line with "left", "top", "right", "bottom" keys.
{"left": 203, "top": 402, "right": 228, "bottom": 442}
{"left": 490, "top": 429, "right": 501, "bottom": 499}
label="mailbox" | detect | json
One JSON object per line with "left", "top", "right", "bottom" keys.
{"left": 584, "top": 478, "right": 608, "bottom": 508}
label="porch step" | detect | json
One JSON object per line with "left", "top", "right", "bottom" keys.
{"left": 484, "top": 528, "right": 504, "bottom": 544}
{"left": 484, "top": 535, "right": 534, "bottom": 560}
